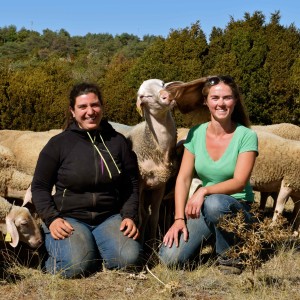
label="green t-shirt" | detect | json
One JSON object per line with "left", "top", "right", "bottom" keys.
{"left": 184, "top": 122, "right": 258, "bottom": 202}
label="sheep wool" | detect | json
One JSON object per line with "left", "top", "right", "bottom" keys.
{"left": 0, "top": 144, "right": 16, "bottom": 169}
{"left": 128, "top": 123, "right": 178, "bottom": 186}
{"left": 252, "top": 123, "right": 300, "bottom": 141}
{"left": 0, "top": 129, "right": 61, "bottom": 175}
{"left": 250, "top": 131, "right": 300, "bottom": 192}
{"left": 0, "top": 196, "right": 13, "bottom": 220}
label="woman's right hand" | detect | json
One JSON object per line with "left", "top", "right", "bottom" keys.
{"left": 49, "top": 218, "right": 74, "bottom": 240}
{"left": 162, "top": 219, "right": 188, "bottom": 248}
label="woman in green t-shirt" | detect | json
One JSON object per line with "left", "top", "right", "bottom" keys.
{"left": 159, "top": 75, "right": 258, "bottom": 274}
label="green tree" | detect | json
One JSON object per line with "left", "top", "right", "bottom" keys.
{"left": 264, "top": 12, "right": 300, "bottom": 124}
{"left": 0, "top": 59, "right": 74, "bottom": 130}
{"left": 101, "top": 54, "right": 140, "bottom": 125}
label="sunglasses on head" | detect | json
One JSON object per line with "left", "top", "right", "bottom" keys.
{"left": 206, "top": 75, "right": 234, "bottom": 86}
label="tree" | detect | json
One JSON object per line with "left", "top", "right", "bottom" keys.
{"left": 101, "top": 54, "right": 140, "bottom": 125}
{"left": 0, "top": 59, "right": 74, "bottom": 130}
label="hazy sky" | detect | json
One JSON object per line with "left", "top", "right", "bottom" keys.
{"left": 1, "top": 0, "right": 299, "bottom": 39}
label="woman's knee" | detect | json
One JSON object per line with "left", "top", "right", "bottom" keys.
{"left": 94, "top": 215, "right": 143, "bottom": 269}
{"left": 104, "top": 239, "right": 143, "bottom": 269}
{"left": 43, "top": 219, "right": 100, "bottom": 278}
{"left": 158, "top": 245, "right": 188, "bottom": 268}
{"left": 45, "top": 253, "right": 100, "bottom": 278}
{"left": 203, "top": 194, "right": 228, "bottom": 221}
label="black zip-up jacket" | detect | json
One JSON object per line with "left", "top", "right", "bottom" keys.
{"left": 31, "top": 120, "right": 139, "bottom": 228}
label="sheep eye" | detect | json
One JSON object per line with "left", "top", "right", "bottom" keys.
{"left": 20, "top": 220, "right": 28, "bottom": 226}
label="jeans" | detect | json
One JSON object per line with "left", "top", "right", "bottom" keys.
{"left": 159, "top": 194, "right": 253, "bottom": 267}
{"left": 42, "top": 214, "right": 143, "bottom": 278}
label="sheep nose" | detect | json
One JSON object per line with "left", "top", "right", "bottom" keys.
{"left": 160, "top": 90, "right": 170, "bottom": 102}
{"left": 32, "top": 238, "right": 43, "bottom": 248}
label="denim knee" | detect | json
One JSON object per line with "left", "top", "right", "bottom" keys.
{"left": 42, "top": 219, "right": 100, "bottom": 278}
{"left": 159, "top": 244, "right": 188, "bottom": 268}
{"left": 93, "top": 214, "right": 143, "bottom": 270}
{"left": 105, "top": 239, "right": 142, "bottom": 270}
{"left": 202, "top": 194, "right": 229, "bottom": 223}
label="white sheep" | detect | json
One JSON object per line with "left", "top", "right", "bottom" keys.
{"left": 251, "top": 123, "right": 300, "bottom": 211}
{"left": 0, "top": 129, "right": 62, "bottom": 200}
{"left": 123, "top": 79, "right": 178, "bottom": 249}
{"left": 250, "top": 131, "right": 300, "bottom": 233}
{"left": 0, "top": 144, "right": 33, "bottom": 199}
{"left": 0, "top": 129, "right": 61, "bottom": 175}
{"left": 252, "top": 123, "right": 300, "bottom": 141}
{"left": 0, "top": 196, "right": 42, "bottom": 248}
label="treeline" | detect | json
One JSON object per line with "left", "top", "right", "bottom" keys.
{"left": 0, "top": 11, "right": 299, "bottom": 130}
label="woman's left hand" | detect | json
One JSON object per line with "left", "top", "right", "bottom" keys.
{"left": 120, "top": 218, "right": 139, "bottom": 240}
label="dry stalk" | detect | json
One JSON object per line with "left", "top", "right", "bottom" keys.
{"left": 218, "top": 205, "right": 295, "bottom": 276}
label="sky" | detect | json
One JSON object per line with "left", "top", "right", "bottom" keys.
{"left": 0, "top": 1, "right": 299, "bottom": 40}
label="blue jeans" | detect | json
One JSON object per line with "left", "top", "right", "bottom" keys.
{"left": 159, "top": 194, "right": 253, "bottom": 267}
{"left": 42, "top": 214, "right": 143, "bottom": 278}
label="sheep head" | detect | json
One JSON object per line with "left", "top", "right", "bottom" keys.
{"left": 136, "top": 79, "right": 176, "bottom": 117}
{"left": 5, "top": 206, "right": 42, "bottom": 248}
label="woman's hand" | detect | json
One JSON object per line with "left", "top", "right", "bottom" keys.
{"left": 162, "top": 219, "right": 188, "bottom": 248}
{"left": 49, "top": 218, "right": 74, "bottom": 240}
{"left": 185, "top": 187, "right": 206, "bottom": 219}
{"left": 120, "top": 218, "right": 139, "bottom": 240}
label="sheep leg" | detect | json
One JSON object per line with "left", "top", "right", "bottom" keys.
{"left": 291, "top": 198, "right": 300, "bottom": 235}
{"left": 259, "top": 192, "right": 269, "bottom": 211}
{"left": 272, "top": 184, "right": 292, "bottom": 222}
{"left": 140, "top": 186, "right": 166, "bottom": 252}
{"left": 259, "top": 192, "right": 278, "bottom": 211}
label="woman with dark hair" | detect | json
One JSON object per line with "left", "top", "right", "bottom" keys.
{"left": 159, "top": 75, "right": 258, "bottom": 274}
{"left": 31, "top": 82, "right": 143, "bottom": 278}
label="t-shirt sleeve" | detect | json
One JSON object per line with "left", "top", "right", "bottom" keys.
{"left": 239, "top": 128, "right": 259, "bottom": 155}
{"left": 184, "top": 125, "right": 199, "bottom": 155}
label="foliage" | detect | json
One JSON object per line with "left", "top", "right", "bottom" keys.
{"left": 0, "top": 11, "right": 299, "bottom": 130}
{"left": 0, "top": 59, "right": 74, "bottom": 130}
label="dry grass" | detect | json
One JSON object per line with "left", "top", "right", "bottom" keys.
{"left": 1, "top": 195, "right": 300, "bottom": 300}
{"left": 1, "top": 246, "right": 300, "bottom": 300}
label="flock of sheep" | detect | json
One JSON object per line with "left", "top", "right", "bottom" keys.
{"left": 0, "top": 78, "right": 299, "bottom": 259}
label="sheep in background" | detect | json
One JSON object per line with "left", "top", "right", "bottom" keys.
{"left": 0, "top": 144, "right": 17, "bottom": 196}
{"left": 121, "top": 79, "right": 178, "bottom": 249}
{"left": 0, "top": 144, "right": 33, "bottom": 199}
{"left": 0, "top": 129, "right": 61, "bottom": 175}
{"left": 0, "top": 130, "right": 62, "bottom": 200}
{"left": 0, "top": 196, "right": 42, "bottom": 248}
{"left": 250, "top": 131, "right": 300, "bottom": 233}
{"left": 252, "top": 123, "right": 300, "bottom": 141}
{"left": 252, "top": 123, "right": 300, "bottom": 211}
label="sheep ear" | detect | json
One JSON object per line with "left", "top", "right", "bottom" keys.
{"left": 165, "top": 77, "right": 208, "bottom": 114}
{"left": 23, "top": 186, "right": 32, "bottom": 207}
{"left": 136, "top": 98, "right": 144, "bottom": 117}
{"left": 5, "top": 216, "right": 19, "bottom": 248}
